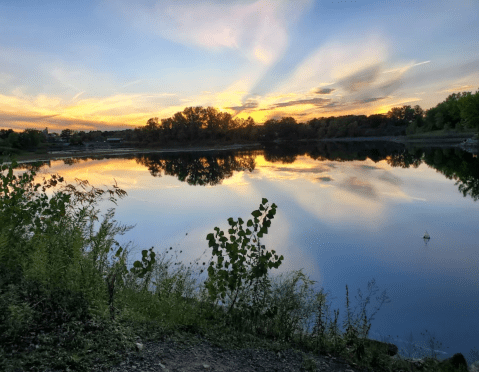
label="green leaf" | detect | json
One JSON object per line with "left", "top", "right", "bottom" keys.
{"left": 206, "top": 233, "right": 214, "bottom": 240}
{"left": 251, "top": 210, "right": 261, "bottom": 218}
{"left": 247, "top": 219, "right": 253, "bottom": 227}
{"left": 262, "top": 198, "right": 268, "bottom": 204}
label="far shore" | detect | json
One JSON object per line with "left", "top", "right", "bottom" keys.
{"left": 0, "top": 142, "right": 263, "bottom": 165}
{"left": 2, "top": 133, "right": 477, "bottom": 165}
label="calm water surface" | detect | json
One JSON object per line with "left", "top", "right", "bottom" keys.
{"left": 17, "top": 142, "right": 479, "bottom": 363}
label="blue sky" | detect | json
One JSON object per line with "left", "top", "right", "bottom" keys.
{"left": 1, "top": 0, "right": 478, "bottom": 132}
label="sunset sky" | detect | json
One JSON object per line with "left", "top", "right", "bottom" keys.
{"left": 1, "top": 0, "right": 478, "bottom": 133}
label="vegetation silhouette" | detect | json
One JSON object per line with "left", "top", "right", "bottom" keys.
{"left": 421, "top": 148, "right": 479, "bottom": 201}
{"left": 135, "top": 151, "right": 256, "bottom": 186}
{"left": 5, "top": 138, "right": 478, "bottom": 200}
{"left": 1, "top": 89, "right": 478, "bottom": 162}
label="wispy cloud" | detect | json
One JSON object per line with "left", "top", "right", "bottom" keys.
{"left": 262, "top": 97, "right": 332, "bottom": 110}
{"left": 122, "top": 80, "right": 143, "bottom": 88}
{"left": 0, "top": 92, "right": 186, "bottom": 132}
{"left": 72, "top": 91, "right": 85, "bottom": 101}
{"left": 0, "top": 72, "right": 14, "bottom": 84}
{"left": 112, "top": 0, "right": 312, "bottom": 66}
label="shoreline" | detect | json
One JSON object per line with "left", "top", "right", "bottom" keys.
{"left": 2, "top": 134, "right": 477, "bottom": 165}
{"left": 0, "top": 143, "right": 263, "bottom": 165}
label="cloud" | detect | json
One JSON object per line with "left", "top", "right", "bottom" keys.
{"left": 72, "top": 91, "right": 85, "bottom": 101}
{"left": 113, "top": 0, "right": 313, "bottom": 65}
{"left": 122, "top": 80, "right": 144, "bottom": 88}
{"left": 358, "top": 97, "right": 386, "bottom": 103}
{"left": 338, "top": 65, "right": 381, "bottom": 93}
{"left": 338, "top": 176, "right": 378, "bottom": 200}
{"left": 273, "top": 166, "right": 330, "bottom": 174}
{"left": 0, "top": 92, "right": 186, "bottom": 132}
{"left": 437, "top": 85, "right": 477, "bottom": 93}
{"left": 313, "top": 88, "right": 335, "bottom": 95}
{"left": 0, "top": 72, "right": 14, "bottom": 85}
{"left": 226, "top": 99, "right": 259, "bottom": 112}
{"left": 317, "top": 176, "right": 333, "bottom": 182}
{"left": 263, "top": 97, "right": 332, "bottom": 110}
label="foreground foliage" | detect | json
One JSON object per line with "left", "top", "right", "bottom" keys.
{"left": 1, "top": 158, "right": 477, "bottom": 372}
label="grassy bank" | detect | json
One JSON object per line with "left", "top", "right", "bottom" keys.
{"left": 1, "top": 160, "right": 477, "bottom": 372}
{"left": 406, "top": 127, "right": 477, "bottom": 139}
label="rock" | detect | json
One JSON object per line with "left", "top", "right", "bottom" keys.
{"left": 135, "top": 342, "right": 144, "bottom": 351}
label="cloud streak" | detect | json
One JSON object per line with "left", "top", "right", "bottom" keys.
{"left": 113, "top": 0, "right": 312, "bottom": 66}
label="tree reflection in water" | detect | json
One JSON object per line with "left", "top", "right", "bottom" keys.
{"left": 5, "top": 141, "right": 478, "bottom": 200}
{"left": 135, "top": 151, "right": 256, "bottom": 186}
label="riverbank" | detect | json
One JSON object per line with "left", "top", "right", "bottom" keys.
{"left": 2, "top": 131, "right": 477, "bottom": 165}
{"left": 0, "top": 142, "right": 263, "bottom": 165}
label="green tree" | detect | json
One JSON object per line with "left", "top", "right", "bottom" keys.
{"left": 458, "top": 90, "right": 479, "bottom": 132}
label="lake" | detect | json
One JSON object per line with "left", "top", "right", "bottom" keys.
{"left": 12, "top": 140, "right": 479, "bottom": 363}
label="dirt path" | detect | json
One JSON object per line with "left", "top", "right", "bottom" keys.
{"left": 103, "top": 334, "right": 371, "bottom": 372}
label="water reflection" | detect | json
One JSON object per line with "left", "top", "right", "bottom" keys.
{"left": 135, "top": 151, "right": 256, "bottom": 186}
{"left": 3, "top": 142, "right": 479, "bottom": 361}
{"left": 6, "top": 141, "right": 479, "bottom": 201}
{"left": 422, "top": 148, "right": 479, "bottom": 201}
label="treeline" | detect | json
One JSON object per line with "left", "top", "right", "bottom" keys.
{"left": 134, "top": 89, "right": 478, "bottom": 145}
{"left": 0, "top": 129, "right": 46, "bottom": 151}
{"left": 409, "top": 90, "right": 479, "bottom": 134}
{"left": 134, "top": 106, "right": 409, "bottom": 145}
{"left": 1, "top": 89, "right": 477, "bottom": 153}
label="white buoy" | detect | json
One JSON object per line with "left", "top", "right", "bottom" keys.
{"left": 423, "top": 231, "right": 430, "bottom": 240}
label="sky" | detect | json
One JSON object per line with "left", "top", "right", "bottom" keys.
{"left": 1, "top": 0, "right": 478, "bottom": 133}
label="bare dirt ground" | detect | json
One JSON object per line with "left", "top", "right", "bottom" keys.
{"left": 103, "top": 333, "right": 372, "bottom": 372}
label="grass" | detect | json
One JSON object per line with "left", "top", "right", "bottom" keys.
{"left": 1, "top": 161, "right": 478, "bottom": 372}
{"left": 406, "top": 127, "right": 477, "bottom": 139}
{"left": 2, "top": 243, "right": 478, "bottom": 372}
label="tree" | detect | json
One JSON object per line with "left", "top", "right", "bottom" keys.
{"left": 145, "top": 117, "right": 160, "bottom": 131}
{"left": 61, "top": 129, "right": 72, "bottom": 141}
{"left": 0, "top": 129, "right": 14, "bottom": 140}
{"left": 458, "top": 90, "right": 479, "bottom": 132}
{"left": 387, "top": 105, "right": 415, "bottom": 126}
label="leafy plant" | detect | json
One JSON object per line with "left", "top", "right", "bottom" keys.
{"left": 0, "top": 159, "right": 157, "bottom": 320}
{"left": 204, "top": 198, "right": 284, "bottom": 315}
